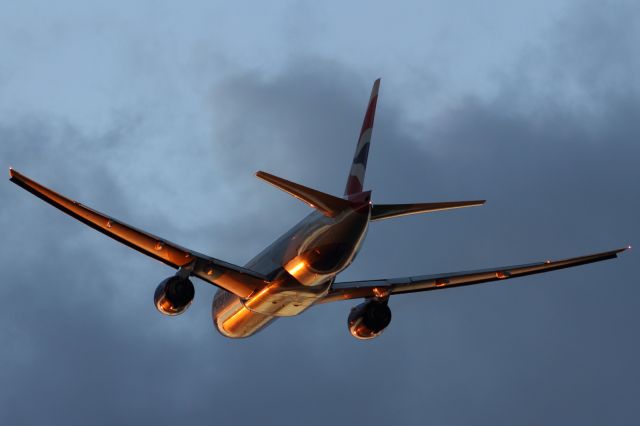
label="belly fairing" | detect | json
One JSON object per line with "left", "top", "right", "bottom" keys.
{"left": 241, "top": 272, "right": 333, "bottom": 316}
{"left": 212, "top": 289, "right": 275, "bottom": 338}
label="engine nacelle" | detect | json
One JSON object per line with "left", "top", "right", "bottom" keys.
{"left": 154, "top": 276, "right": 195, "bottom": 316}
{"left": 348, "top": 300, "right": 392, "bottom": 340}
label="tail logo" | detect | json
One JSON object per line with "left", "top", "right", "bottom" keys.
{"left": 345, "top": 79, "right": 380, "bottom": 196}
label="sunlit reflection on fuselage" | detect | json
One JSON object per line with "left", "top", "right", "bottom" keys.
{"left": 212, "top": 199, "right": 370, "bottom": 338}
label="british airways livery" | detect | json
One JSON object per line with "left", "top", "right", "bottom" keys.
{"left": 9, "top": 79, "right": 629, "bottom": 339}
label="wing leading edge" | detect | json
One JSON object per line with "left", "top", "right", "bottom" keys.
{"left": 9, "top": 169, "right": 266, "bottom": 298}
{"left": 321, "top": 247, "right": 629, "bottom": 303}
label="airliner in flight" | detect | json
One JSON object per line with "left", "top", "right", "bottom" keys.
{"left": 10, "top": 79, "right": 629, "bottom": 339}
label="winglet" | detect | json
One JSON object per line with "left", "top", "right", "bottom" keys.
{"left": 256, "top": 171, "right": 349, "bottom": 217}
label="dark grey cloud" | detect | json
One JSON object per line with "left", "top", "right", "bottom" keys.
{"left": 1, "top": 2, "right": 639, "bottom": 425}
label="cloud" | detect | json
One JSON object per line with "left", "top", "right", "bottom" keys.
{"left": 0, "top": 2, "right": 638, "bottom": 425}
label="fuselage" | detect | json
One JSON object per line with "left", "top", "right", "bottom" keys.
{"left": 212, "top": 192, "right": 371, "bottom": 338}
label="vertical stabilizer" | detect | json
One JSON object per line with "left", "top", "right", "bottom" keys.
{"left": 344, "top": 79, "right": 380, "bottom": 196}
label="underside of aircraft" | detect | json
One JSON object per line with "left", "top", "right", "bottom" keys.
{"left": 9, "top": 79, "right": 629, "bottom": 339}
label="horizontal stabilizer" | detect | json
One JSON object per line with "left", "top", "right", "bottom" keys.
{"left": 256, "top": 171, "right": 350, "bottom": 217}
{"left": 370, "top": 200, "right": 485, "bottom": 221}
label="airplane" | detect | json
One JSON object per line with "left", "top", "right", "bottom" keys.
{"left": 9, "top": 79, "right": 629, "bottom": 340}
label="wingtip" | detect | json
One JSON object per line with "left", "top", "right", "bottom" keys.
{"left": 614, "top": 245, "right": 631, "bottom": 255}
{"left": 8, "top": 167, "right": 15, "bottom": 179}
{"left": 371, "top": 79, "right": 381, "bottom": 96}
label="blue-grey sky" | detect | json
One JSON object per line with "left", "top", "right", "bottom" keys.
{"left": 1, "top": 1, "right": 638, "bottom": 425}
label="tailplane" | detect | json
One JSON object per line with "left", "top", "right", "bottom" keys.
{"left": 256, "top": 171, "right": 350, "bottom": 218}
{"left": 345, "top": 79, "right": 380, "bottom": 197}
{"left": 370, "top": 200, "right": 486, "bottom": 221}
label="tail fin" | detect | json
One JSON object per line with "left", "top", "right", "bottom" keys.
{"left": 345, "top": 79, "right": 380, "bottom": 197}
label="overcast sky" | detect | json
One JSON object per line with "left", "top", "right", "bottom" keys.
{"left": 1, "top": 1, "right": 638, "bottom": 425}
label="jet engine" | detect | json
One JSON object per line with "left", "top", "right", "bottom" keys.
{"left": 347, "top": 300, "right": 392, "bottom": 339}
{"left": 154, "top": 276, "right": 195, "bottom": 315}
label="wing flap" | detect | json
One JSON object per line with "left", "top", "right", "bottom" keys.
{"left": 321, "top": 247, "right": 629, "bottom": 303}
{"left": 9, "top": 168, "right": 266, "bottom": 298}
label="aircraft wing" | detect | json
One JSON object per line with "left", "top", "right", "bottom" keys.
{"left": 321, "top": 247, "right": 629, "bottom": 303}
{"left": 9, "top": 169, "right": 266, "bottom": 298}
